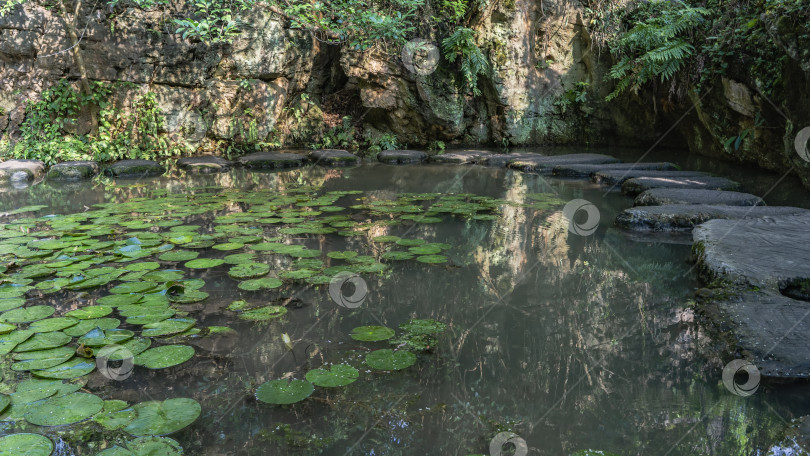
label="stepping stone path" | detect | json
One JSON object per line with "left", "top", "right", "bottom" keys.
{"left": 431, "top": 150, "right": 491, "bottom": 164}
{"left": 477, "top": 153, "right": 535, "bottom": 167}
{"left": 634, "top": 188, "right": 764, "bottom": 207}
{"left": 177, "top": 156, "right": 232, "bottom": 173}
{"left": 616, "top": 204, "right": 810, "bottom": 232}
{"left": 104, "top": 159, "right": 164, "bottom": 178}
{"left": 508, "top": 153, "right": 620, "bottom": 173}
{"left": 309, "top": 149, "right": 359, "bottom": 166}
{"left": 552, "top": 162, "right": 679, "bottom": 177}
{"left": 238, "top": 152, "right": 307, "bottom": 169}
{"left": 694, "top": 215, "right": 810, "bottom": 377}
{"left": 592, "top": 169, "right": 708, "bottom": 186}
{"left": 46, "top": 160, "right": 100, "bottom": 180}
{"left": 621, "top": 175, "right": 738, "bottom": 196}
{"left": 0, "top": 159, "right": 45, "bottom": 182}
{"left": 378, "top": 150, "right": 428, "bottom": 164}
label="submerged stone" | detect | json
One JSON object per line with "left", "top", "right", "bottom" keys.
{"left": 621, "top": 175, "right": 738, "bottom": 196}
{"left": 0, "top": 159, "right": 45, "bottom": 182}
{"left": 309, "top": 149, "right": 359, "bottom": 166}
{"left": 592, "top": 170, "right": 707, "bottom": 186}
{"left": 238, "top": 151, "right": 306, "bottom": 169}
{"left": 616, "top": 204, "right": 810, "bottom": 232}
{"left": 378, "top": 150, "right": 428, "bottom": 164}
{"left": 507, "top": 153, "right": 620, "bottom": 173}
{"left": 552, "top": 162, "right": 679, "bottom": 177}
{"left": 476, "top": 153, "right": 535, "bottom": 167}
{"left": 431, "top": 150, "right": 492, "bottom": 164}
{"left": 634, "top": 188, "right": 764, "bottom": 207}
{"left": 104, "top": 160, "right": 165, "bottom": 178}
{"left": 46, "top": 161, "right": 99, "bottom": 180}
{"left": 177, "top": 156, "right": 232, "bottom": 173}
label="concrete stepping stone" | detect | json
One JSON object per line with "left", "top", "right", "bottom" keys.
{"left": 616, "top": 204, "right": 809, "bottom": 232}
{"left": 431, "top": 150, "right": 492, "bottom": 164}
{"left": 592, "top": 169, "right": 707, "bottom": 186}
{"left": 476, "top": 153, "right": 536, "bottom": 167}
{"left": 634, "top": 188, "right": 764, "bottom": 207}
{"left": 378, "top": 150, "right": 428, "bottom": 164}
{"left": 622, "top": 175, "right": 738, "bottom": 196}
{"left": 104, "top": 159, "right": 165, "bottom": 178}
{"left": 177, "top": 156, "right": 232, "bottom": 173}
{"left": 693, "top": 214, "right": 810, "bottom": 377}
{"left": 309, "top": 149, "right": 359, "bottom": 166}
{"left": 0, "top": 159, "right": 45, "bottom": 182}
{"left": 507, "top": 153, "right": 620, "bottom": 173}
{"left": 46, "top": 161, "right": 99, "bottom": 180}
{"left": 238, "top": 151, "right": 307, "bottom": 169}
{"left": 552, "top": 162, "right": 679, "bottom": 177}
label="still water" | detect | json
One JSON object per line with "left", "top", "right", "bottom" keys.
{"left": 1, "top": 154, "right": 809, "bottom": 456}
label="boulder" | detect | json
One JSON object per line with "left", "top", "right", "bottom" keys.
{"left": 634, "top": 188, "right": 764, "bottom": 207}
{"left": 507, "top": 154, "right": 620, "bottom": 173}
{"left": 552, "top": 162, "right": 679, "bottom": 178}
{"left": 238, "top": 152, "right": 307, "bottom": 169}
{"left": 177, "top": 156, "right": 233, "bottom": 173}
{"left": 46, "top": 161, "right": 99, "bottom": 180}
{"left": 377, "top": 150, "right": 428, "bottom": 164}
{"left": 622, "top": 176, "right": 738, "bottom": 196}
{"left": 104, "top": 159, "right": 165, "bottom": 178}
{"left": 476, "top": 153, "right": 536, "bottom": 167}
{"left": 0, "top": 159, "right": 45, "bottom": 182}
{"left": 309, "top": 149, "right": 359, "bottom": 166}
{"left": 592, "top": 170, "right": 708, "bottom": 186}
{"left": 616, "top": 204, "right": 810, "bottom": 232}
{"left": 431, "top": 150, "right": 492, "bottom": 164}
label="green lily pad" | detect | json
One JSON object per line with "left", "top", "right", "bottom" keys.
{"left": 255, "top": 379, "right": 314, "bottom": 405}
{"left": 13, "top": 331, "right": 71, "bottom": 352}
{"left": 408, "top": 245, "right": 443, "bottom": 255}
{"left": 0, "top": 395, "right": 8, "bottom": 414}
{"left": 95, "top": 405, "right": 136, "bottom": 431}
{"left": 0, "top": 305, "right": 55, "bottom": 323}
{"left": 228, "top": 262, "right": 270, "bottom": 280}
{"left": 0, "top": 299, "right": 24, "bottom": 312}
{"left": 305, "top": 364, "right": 359, "bottom": 387}
{"left": 142, "top": 319, "right": 195, "bottom": 337}
{"left": 350, "top": 326, "right": 395, "bottom": 342}
{"left": 372, "top": 235, "right": 401, "bottom": 243}
{"left": 142, "top": 270, "right": 185, "bottom": 282}
{"left": 158, "top": 251, "right": 199, "bottom": 262}
{"left": 365, "top": 349, "right": 416, "bottom": 370}
{"left": 416, "top": 255, "right": 448, "bottom": 264}
{"left": 32, "top": 357, "right": 96, "bottom": 379}
{"left": 134, "top": 345, "right": 195, "bottom": 369}
{"left": 11, "top": 347, "right": 75, "bottom": 371}
{"left": 212, "top": 242, "right": 244, "bottom": 251}
{"left": 184, "top": 258, "right": 225, "bottom": 269}
{"left": 99, "top": 337, "right": 151, "bottom": 360}
{"left": 28, "top": 317, "right": 79, "bottom": 332}
{"left": 78, "top": 328, "right": 134, "bottom": 347}
{"left": 110, "top": 282, "right": 158, "bottom": 294}
{"left": 395, "top": 239, "right": 425, "bottom": 247}
{"left": 399, "top": 319, "right": 448, "bottom": 335}
{"left": 223, "top": 253, "right": 257, "bottom": 264}
{"left": 125, "top": 262, "right": 161, "bottom": 272}
{"left": 63, "top": 318, "right": 121, "bottom": 337}
{"left": 0, "top": 322, "right": 16, "bottom": 334}
{"left": 0, "top": 433, "right": 53, "bottom": 456}
{"left": 0, "top": 329, "right": 34, "bottom": 355}
{"left": 238, "top": 306, "right": 287, "bottom": 321}
{"left": 98, "top": 437, "right": 184, "bottom": 455}
{"left": 66, "top": 305, "right": 113, "bottom": 319}
{"left": 237, "top": 278, "right": 283, "bottom": 291}
{"left": 123, "top": 398, "right": 201, "bottom": 436}
{"left": 24, "top": 392, "right": 103, "bottom": 426}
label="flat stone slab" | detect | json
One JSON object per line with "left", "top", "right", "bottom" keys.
{"left": 693, "top": 215, "right": 810, "bottom": 377}
{"left": 476, "top": 153, "right": 536, "bottom": 167}
{"left": 238, "top": 152, "right": 307, "bottom": 169}
{"left": 507, "top": 153, "right": 621, "bottom": 173}
{"left": 622, "top": 175, "right": 738, "bottom": 196}
{"left": 552, "top": 162, "right": 679, "bottom": 177}
{"left": 177, "top": 156, "right": 232, "bottom": 173}
{"left": 0, "top": 159, "right": 45, "bottom": 182}
{"left": 635, "top": 188, "right": 765, "bottom": 207}
{"left": 378, "top": 150, "right": 428, "bottom": 164}
{"left": 592, "top": 169, "right": 708, "bottom": 186}
{"left": 616, "top": 204, "right": 810, "bottom": 232}
{"left": 431, "top": 150, "right": 492, "bottom": 164}
{"left": 104, "top": 159, "right": 164, "bottom": 178}
{"left": 309, "top": 149, "right": 359, "bottom": 166}
{"left": 46, "top": 161, "right": 99, "bottom": 180}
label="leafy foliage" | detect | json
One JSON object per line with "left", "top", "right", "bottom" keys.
{"left": 442, "top": 27, "right": 489, "bottom": 96}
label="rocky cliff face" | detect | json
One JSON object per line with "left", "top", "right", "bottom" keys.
{"left": 1, "top": 0, "right": 808, "bottom": 187}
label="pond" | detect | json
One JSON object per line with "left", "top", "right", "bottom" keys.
{"left": 0, "top": 152, "right": 809, "bottom": 456}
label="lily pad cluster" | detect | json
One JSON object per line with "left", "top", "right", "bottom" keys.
{"left": 255, "top": 318, "right": 447, "bottom": 405}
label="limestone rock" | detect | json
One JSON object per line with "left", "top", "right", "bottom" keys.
{"left": 104, "top": 159, "right": 165, "bottom": 178}
{"left": 46, "top": 161, "right": 99, "bottom": 180}
{"left": 378, "top": 150, "right": 428, "bottom": 164}
{"left": 309, "top": 150, "right": 359, "bottom": 166}
{"left": 238, "top": 152, "right": 306, "bottom": 169}
{"left": 616, "top": 204, "right": 809, "bottom": 232}
{"left": 0, "top": 159, "right": 45, "bottom": 182}
{"left": 177, "top": 156, "right": 233, "bottom": 173}
{"left": 634, "top": 188, "right": 764, "bottom": 207}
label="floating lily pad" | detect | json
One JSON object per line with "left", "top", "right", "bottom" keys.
{"left": 63, "top": 318, "right": 120, "bottom": 337}
{"left": 125, "top": 262, "right": 161, "bottom": 272}
{"left": 350, "top": 325, "right": 395, "bottom": 342}
{"left": 416, "top": 255, "right": 448, "bottom": 264}
{"left": 0, "top": 433, "right": 53, "bottom": 456}
{"left": 238, "top": 306, "right": 287, "bottom": 321}
{"left": 399, "top": 319, "right": 448, "bottom": 335}
{"left": 28, "top": 317, "right": 79, "bottom": 333}
{"left": 142, "top": 318, "right": 195, "bottom": 337}
{"left": 184, "top": 258, "right": 225, "bottom": 269}
{"left": 14, "top": 331, "right": 71, "bottom": 352}
{"left": 123, "top": 398, "right": 201, "bottom": 436}
{"left": 158, "top": 251, "right": 199, "bottom": 262}
{"left": 167, "top": 290, "right": 209, "bottom": 304}
{"left": 98, "top": 437, "right": 184, "bottom": 455}
{"left": 134, "top": 345, "right": 195, "bottom": 369}
{"left": 228, "top": 262, "right": 270, "bottom": 280}
{"left": 110, "top": 282, "right": 158, "bottom": 294}
{"left": 365, "top": 349, "right": 416, "bottom": 370}
{"left": 395, "top": 239, "right": 425, "bottom": 247}
{"left": 11, "top": 347, "right": 75, "bottom": 371}
{"left": 32, "top": 357, "right": 96, "bottom": 379}
{"left": 94, "top": 403, "right": 136, "bottom": 431}
{"left": 372, "top": 236, "right": 400, "bottom": 243}
{"left": 0, "top": 305, "right": 55, "bottom": 323}
{"left": 255, "top": 379, "right": 314, "bottom": 405}
{"left": 408, "top": 245, "right": 443, "bottom": 255}
{"left": 24, "top": 392, "right": 103, "bottom": 426}
{"left": 237, "top": 278, "right": 283, "bottom": 291}
{"left": 99, "top": 337, "right": 151, "bottom": 361}
{"left": 223, "top": 253, "right": 257, "bottom": 264}
{"left": 78, "top": 328, "right": 134, "bottom": 347}
{"left": 212, "top": 242, "right": 244, "bottom": 251}
{"left": 305, "top": 364, "right": 359, "bottom": 387}
{"left": 66, "top": 306, "right": 113, "bottom": 319}
{"left": 325, "top": 251, "right": 355, "bottom": 260}
{"left": 0, "top": 395, "right": 8, "bottom": 414}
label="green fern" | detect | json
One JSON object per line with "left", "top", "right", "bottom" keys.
{"left": 605, "top": 1, "right": 709, "bottom": 101}
{"left": 442, "top": 27, "right": 489, "bottom": 96}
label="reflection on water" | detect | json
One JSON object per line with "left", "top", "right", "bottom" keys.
{"left": 1, "top": 161, "right": 809, "bottom": 456}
